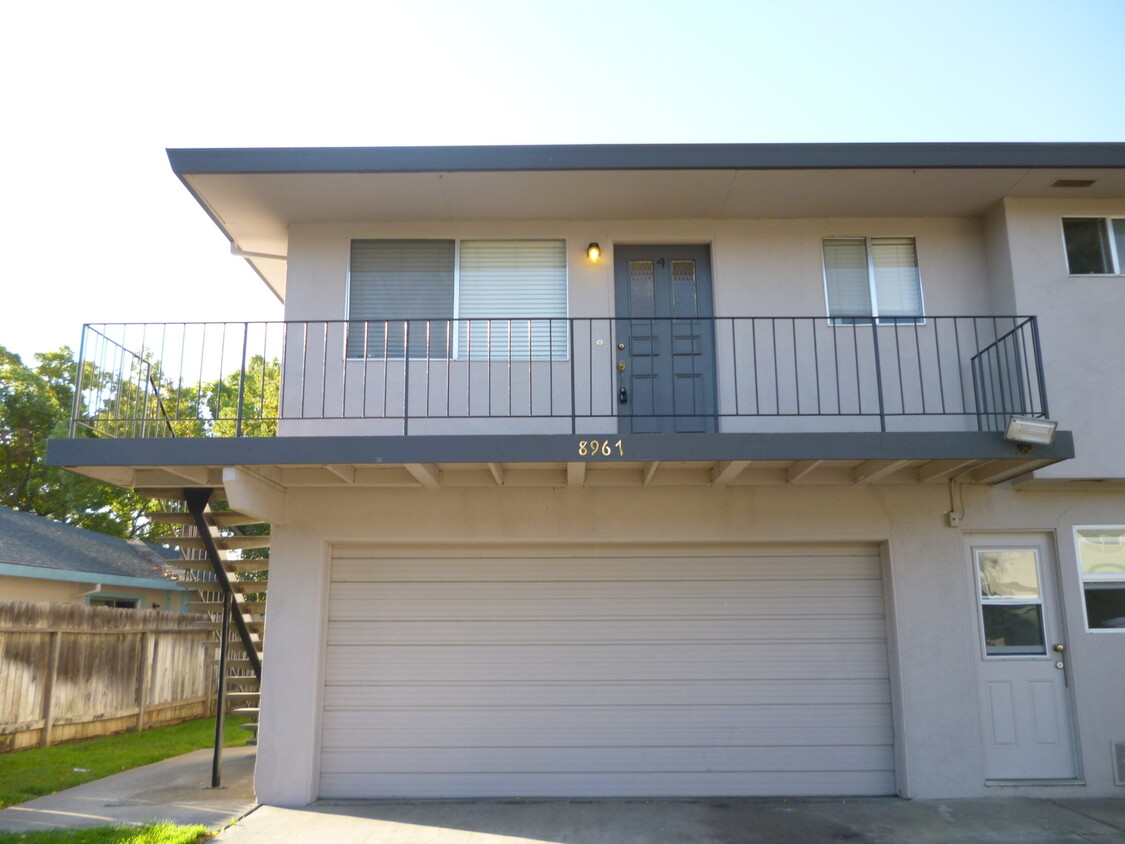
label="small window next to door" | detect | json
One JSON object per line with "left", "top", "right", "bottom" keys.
{"left": 1074, "top": 527, "right": 1125, "bottom": 631}
{"left": 976, "top": 549, "right": 1047, "bottom": 656}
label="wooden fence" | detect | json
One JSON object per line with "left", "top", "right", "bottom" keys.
{"left": 0, "top": 602, "right": 214, "bottom": 752}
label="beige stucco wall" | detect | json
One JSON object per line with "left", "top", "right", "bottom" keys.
{"left": 284, "top": 217, "right": 994, "bottom": 323}
{"left": 279, "top": 218, "right": 1001, "bottom": 438}
{"left": 252, "top": 483, "right": 1125, "bottom": 804}
{"left": 0, "top": 575, "right": 187, "bottom": 610}
{"left": 989, "top": 198, "right": 1125, "bottom": 479}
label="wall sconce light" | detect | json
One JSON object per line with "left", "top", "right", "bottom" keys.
{"left": 1004, "top": 416, "right": 1058, "bottom": 451}
{"left": 587, "top": 242, "right": 601, "bottom": 261}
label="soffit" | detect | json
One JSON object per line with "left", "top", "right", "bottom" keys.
{"left": 180, "top": 166, "right": 1125, "bottom": 301}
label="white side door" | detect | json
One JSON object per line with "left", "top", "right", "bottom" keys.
{"left": 970, "top": 535, "right": 1078, "bottom": 781}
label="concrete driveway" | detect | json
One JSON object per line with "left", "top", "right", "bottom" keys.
{"left": 211, "top": 796, "right": 1125, "bottom": 843}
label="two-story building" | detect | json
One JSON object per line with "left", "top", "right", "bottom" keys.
{"left": 48, "top": 143, "right": 1125, "bottom": 804}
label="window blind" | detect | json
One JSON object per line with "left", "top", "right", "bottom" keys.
{"left": 823, "top": 238, "right": 873, "bottom": 321}
{"left": 457, "top": 240, "right": 568, "bottom": 360}
{"left": 870, "top": 237, "right": 922, "bottom": 319}
{"left": 347, "top": 240, "right": 455, "bottom": 358}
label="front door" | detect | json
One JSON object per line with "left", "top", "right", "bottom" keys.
{"left": 614, "top": 245, "right": 716, "bottom": 433}
{"left": 970, "top": 535, "right": 1078, "bottom": 781}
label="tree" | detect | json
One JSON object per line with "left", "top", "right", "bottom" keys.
{"left": 0, "top": 344, "right": 172, "bottom": 540}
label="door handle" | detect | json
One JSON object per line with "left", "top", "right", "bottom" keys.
{"left": 1053, "top": 643, "right": 1065, "bottom": 653}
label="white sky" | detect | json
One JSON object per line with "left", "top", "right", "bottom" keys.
{"left": 2, "top": 0, "right": 1123, "bottom": 363}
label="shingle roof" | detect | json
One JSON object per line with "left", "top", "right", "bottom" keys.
{"left": 0, "top": 507, "right": 184, "bottom": 585}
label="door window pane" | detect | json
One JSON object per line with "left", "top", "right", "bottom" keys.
{"left": 628, "top": 260, "right": 656, "bottom": 317}
{"left": 671, "top": 260, "right": 698, "bottom": 317}
{"left": 978, "top": 550, "right": 1041, "bottom": 599}
{"left": 982, "top": 604, "right": 1046, "bottom": 655}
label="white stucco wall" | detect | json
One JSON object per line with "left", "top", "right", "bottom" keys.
{"left": 252, "top": 483, "right": 1125, "bottom": 804}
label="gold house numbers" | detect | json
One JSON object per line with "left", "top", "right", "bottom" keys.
{"left": 577, "top": 439, "right": 624, "bottom": 457}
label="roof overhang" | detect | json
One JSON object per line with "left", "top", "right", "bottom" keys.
{"left": 168, "top": 142, "right": 1125, "bottom": 301}
{"left": 47, "top": 431, "right": 1075, "bottom": 494}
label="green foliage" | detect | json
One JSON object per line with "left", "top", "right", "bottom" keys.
{"left": 206, "top": 356, "right": 280, "bottom": 438}
{"left": 1, "top": 342, "right": 282, "bottom": 540}
{"left": 0, "top": 822, "right": 210, "bottom": 844}
{"left": 0, "top": 717, "right": 250, "bottom": 809}
{"left": 0, "top": 346, "right": 169, "bottom": 540}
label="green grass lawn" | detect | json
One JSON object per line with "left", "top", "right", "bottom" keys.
{"left": 0, "top": 822, "right": 210, "bottom": 843}
{"left": 0, "top": 717, "right": 249, "bottom": 810}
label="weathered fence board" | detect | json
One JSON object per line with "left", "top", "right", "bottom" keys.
{"left": 0, "top": 602, "right": 213, "bottom": 751}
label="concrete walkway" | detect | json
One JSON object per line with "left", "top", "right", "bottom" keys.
{"left": 0, "top": 745, "right": 256, "bottom": 833}
{"left": 213, "top": 796, "right": 1125, "bottom": 843}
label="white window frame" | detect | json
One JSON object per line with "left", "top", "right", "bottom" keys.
{"left": 1073, "top": 525, "right": 1125, "bottom": 633}
{"left": 345, "top": 238, "right": 570, "bottom": 361}
{"left": 1060, "top": 217, "right": 1125, "bottom": 275}
{"left": 821, "top": 236, "right": 926, "bottom": 326}
{"left": 974, "top": 547, "right": 1049, "bottom": 659}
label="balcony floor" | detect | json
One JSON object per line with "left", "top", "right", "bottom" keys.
{"left": 47, "top": 431, "right": 1073, "bottom": 494}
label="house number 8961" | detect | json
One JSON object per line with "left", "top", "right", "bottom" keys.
{"left": 578, "top": 439, "right": 624, "bottom": 457}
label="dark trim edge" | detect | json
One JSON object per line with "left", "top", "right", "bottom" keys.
{"left": 47, "top": 431, "right": 1075, "bottom": 469}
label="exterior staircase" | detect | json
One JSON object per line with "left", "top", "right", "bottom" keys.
{"left": 149, "top": 497, "right": 269, "bottom": 742}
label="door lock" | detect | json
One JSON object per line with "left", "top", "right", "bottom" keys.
{"left": 617, "top": 360, "right": 627, "bottom": 372}
{"left": 1055, "top": 661, "right": 1065, "bottom": 670}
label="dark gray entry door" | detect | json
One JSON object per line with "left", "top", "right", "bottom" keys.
{"left": 614, "top": 245, "right": 716, "bottom": 433}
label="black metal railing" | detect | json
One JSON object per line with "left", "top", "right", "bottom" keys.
{"left": 68, "top": 316, "right": 1049, "bottom": 438}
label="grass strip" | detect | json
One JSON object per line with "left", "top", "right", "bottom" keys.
{"left": 0, "top": 822, "right": 211, "bottom": 843}
{"left": 0, "top": 717, "right": 249, "bottom": 809}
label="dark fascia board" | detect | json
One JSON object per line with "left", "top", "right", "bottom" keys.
{"left": 166, "top": 143, "right": 1125, "bottom": 176}
{"left": 47, "top": 430, "right": 1074, "bottom": 469}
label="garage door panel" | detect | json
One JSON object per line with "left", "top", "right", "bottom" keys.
{"left": 319, "top": 770, "right": 898, "bottom": 799}
{"left": 323, "top": 705, "right": 892, "bottom": 748}
{"left": 331, "top": 553, "right": 880, "bottom": 583}
{"left": 327, "top": 616, "right": 889, "bottom": 645}
{"left": 331, "top": 578, "right": 883, "bottom": 606}
{"left": 323, "top": 679, "right": 892, "bottom": 708}
{"left": 331, "top": 594, "right": 886, "bottom": 621}
{"left": 320, "top": 745, "right": 894, "bottom": 775}
{"left": 326, "top": 642, "right": 890, "bottom": 683}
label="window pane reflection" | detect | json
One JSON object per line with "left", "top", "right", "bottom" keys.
{"left": 978, "top": 550, "right": 1041, "bottom": 599}
{"left": 982, "top": 605, "right": 1046, "bottom": 655}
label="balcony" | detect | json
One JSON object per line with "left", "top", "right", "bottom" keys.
{"left": 48, "top": 316, "right": 1072, "bottom": 491}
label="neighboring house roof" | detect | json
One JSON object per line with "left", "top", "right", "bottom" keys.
{"left": 0, "top": 507, "right": 188, "bottom": 590}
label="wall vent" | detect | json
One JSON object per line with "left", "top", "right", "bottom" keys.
{"left": 1051, "top": 178, "right": 1096, "bottom": 188}
{"left": 1114, "top": 742, "right": 1125, "bottom": 787}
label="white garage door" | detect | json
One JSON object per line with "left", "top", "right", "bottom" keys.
{"left": 320, "top": 544, "right": 895, "bottom": 798}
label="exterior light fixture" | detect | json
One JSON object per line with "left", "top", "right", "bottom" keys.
{"left": 587, "top": 242, "right": 601, "bottom": 261}
{"left": 1004, "top": 416, "right": 1058, "bottom": 448}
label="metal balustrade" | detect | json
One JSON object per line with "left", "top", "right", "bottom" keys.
{"left": 68, "top": 316, "right": 1049, "bottom": 438}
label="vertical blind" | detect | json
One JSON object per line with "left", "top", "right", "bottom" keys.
{"left": 347, "top": 239, "right": 568, "bottom": 360}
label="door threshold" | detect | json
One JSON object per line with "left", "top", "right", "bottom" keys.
{"left": 985, "top": 779, "right": 1085, "bottom": 787}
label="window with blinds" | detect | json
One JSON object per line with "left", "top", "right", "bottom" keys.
{"left": 823, "top": 237, "right": 923, "bottom": 325}
{"left": 458, "top": 240, "right": 568, "bottom": 360}
{"left": 347, "top": 239, "right": 568, "bottom": 359}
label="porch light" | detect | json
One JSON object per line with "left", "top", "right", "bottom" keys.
{"left": 587, "top": 242, "right": 601, "bottom": 261}
{"left": 1004, "top": 416, "right": 1058, "bottom": 447}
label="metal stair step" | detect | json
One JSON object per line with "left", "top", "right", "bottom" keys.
{"left": 230, "top": 706, "right": 260, "bottom": 717}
